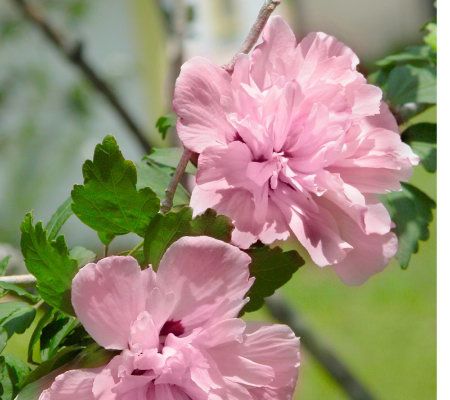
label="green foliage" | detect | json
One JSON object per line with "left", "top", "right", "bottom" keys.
{"left": 0, "top": 302, "right": 36, "bottom": 351}
{"left": 0, "top": 354, "right": 30, "bottom": 400}
{"left": 0, "top": 283, "right": 39, "bottom": 304}
{"left": 383, "top": 183, "right": 436, "bottom": 268}
{"left": 144, "top": 207, "right": 233, "bottom": 267}
{"left": 136, "top": 159, "right": 190, "bottom": 207}
{"left": 244, "top": 246, "right": 304, "bottom": 312}
{"left": 155, "top": 114, "right": 176, "bottom": 140}
{"left": 0, "top": 256, "right": 10, "bottom": 276}
{"left": 145, "top": 147, "right": 196, "bottom": 174}
{"left": 423, "top": 22, "right": 436, "bottom": 51}
{"left": 45, "top": 197, "right": 73, "bottom": 241}
{"left": 71, "top": 136, "right": 160, "bottom": 244}
{"left": 402, "top": 123, "right": 436, "bottom": 173}
{"left": 20, "top": 213, "right": 78, "bottom": 314}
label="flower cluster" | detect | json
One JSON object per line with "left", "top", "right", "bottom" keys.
{"left": 174, "top": 16, "right": 418, "bottom": 284}
{"left": 40, "top": 237, "right": 300, "bottom": 399}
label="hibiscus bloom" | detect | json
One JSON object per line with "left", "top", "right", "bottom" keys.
{"left": 40, "top": 236, "right": 300, "bottom": 400}
{"left": 173, "top": 16, "right": 419, "bottom": 284}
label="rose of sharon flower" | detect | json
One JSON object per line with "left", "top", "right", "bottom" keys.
{"left": 173, "top": 16, "right": 419, "bottom": 284}
{"left": 40, "top": 236, "right": 300, "bottom": 400}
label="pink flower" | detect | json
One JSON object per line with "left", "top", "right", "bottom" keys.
{"left": 40, "top": 236, "right": 300, "bottom": 400}
{"left": 173, "top": 16, "right": 419, "bottom": 284}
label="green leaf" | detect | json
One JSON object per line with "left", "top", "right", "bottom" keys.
{"left": 0, "top": 256, "right": 10, "bottom": 276}
{"left": 385, "top": 65, "right": 436, "bottom": 106}
{"left": 143, "top": 207, "right": 233, "bottom": 267}
{"left": 20, "top": 213, "right": 78, "bottom": 314}
{"left": 0, "top": 328, "right": 7, "bottom": 353}
{"left": 0, "top": 354, "right": 30, "bottom": 399}
{"left": 69, "top": 246, "right": 96, "bottom": 268}
{"left": 136, "top": 160, "right": 190, "bottom": 207}
{"left": 71, "top": 136, "right": 160, "bottom": 244}
{"left": 423, "top": 21, "right": 436, "bottom": 51}
{"left": 45, "top": 197, "right": 73, "bottom": 241}
{"left": 0, "top": 302, "right": 36, "bottom": 345}
{"left": 383, "top": 183, "right": 436, "bottom": 268}
{"left": 0, "top": 283, "right": 39, "bottom": 303}
{"left": 144, "top": 148, "right": 196, "bottom": 174}
{"left": 155, "top": 114, "right": 176, "bottom": 140}
{"left": 375, "top": 45, "right": 433, "bottom": 68}
{"left": 243, "top": 246, "right": 304, "bottom": 313}
{"left": 402, "top": 123, "right": 436, "bottom": 173}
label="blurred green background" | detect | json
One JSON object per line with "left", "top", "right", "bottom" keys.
{"left": 0, "top": 1, "right": 436, "bottom": 399}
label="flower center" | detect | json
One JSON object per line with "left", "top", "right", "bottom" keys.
{"left": 160, "top": 320, "right": 184, "bottom": 338}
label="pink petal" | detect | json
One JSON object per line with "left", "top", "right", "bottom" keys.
{"left": 72, "top": 256, "right": 151, "bottom": 350}
{"left": 243, "top": 323, "right": 300, "bottom": 398}
{"left": 173, "top": 57, "right": 235, "bottom": 153}
{"left": 156, "top": 236, "right": 253, "bottom": 332}
{"left": 39, "top": 369, "right": 98, "bottom": 400}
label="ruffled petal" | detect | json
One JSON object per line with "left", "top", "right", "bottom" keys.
{"left": 156, "top": 236, "right": 253, "bottom": 332}
{"left": 173, "top": 57, "right": 235, "bottom": 152}
{"left": 72, "top": 256, "right": 150, "bottom": 350}
{"left": 39, "top": 369, "right": 98, "bottom": 400}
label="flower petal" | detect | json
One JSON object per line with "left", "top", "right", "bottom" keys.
{"left": 156, "top": 236, "right": 253, "bottom": 332}
{"left": 72, "top": 256, "right": 150, "bottom": 350}
{"left": 173, "top": 57, "right": 235, "bottom": 153}
{"left": 39, "top": 369, "right": 98, "bottom": 400}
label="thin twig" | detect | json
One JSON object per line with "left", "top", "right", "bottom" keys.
{"left": 0, "top": 274, "right": 36, "bottom": 285}
{"left": 11, "top": 0, "right": 152, "bottom": 153}
{"left": 266, "top": 294, "right": 375, "bottom": 400}
{"left": 161, "top": 0, "right": 281, "bottom": 212}
{"left": 224, "top": 0, "right": 282, "bottom": 72}
{"left": 161, "top": 147, "right": 192, "bottom": 213}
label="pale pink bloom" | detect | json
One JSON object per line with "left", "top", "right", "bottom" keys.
{"left": 173, "top": 16, "right": 419, "bottom": 284}
{"left": 40, "top": 236, "right": 300, "bottom": 400}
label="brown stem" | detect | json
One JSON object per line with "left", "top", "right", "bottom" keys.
{"left": 161, "top": 0, "right": 281, "bottom": 212}
{"left": 11, "top": 0, "right": 152, "bottom": 153}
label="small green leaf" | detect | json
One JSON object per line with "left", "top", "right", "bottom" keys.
{"left": 136, "top": 160, "right": 190, "bottom": 207}
{"left": 0, "top": 256, "right": 10, "bottom": 276}
{"left": 0, "top": 283, "right": 39, "bottom": 303}
{"left": 144, "top": 148, "right": 196, "bottom": 174}
{"left": 402, "top": 123, "right": 436, "bottom": 173}
{"left": 20, "top": 213, "right": 78, "bottom": 314}
{"left": 0, "top": 356, "right": 14, "bottom": 400}
{"left": 143, "top": 207, "right": 233, "bottom": 267}
{"left": 0, "top": 328, "right": 7, "bottom": 353}
{"left": 69, "top": 247, "right": 96, "bottom": 268}
{"left": 0, "top": 354, "right": 30, "bottom": 399}
{"left": 71, "top": 136, "right": 160, "bottom": 244}
{"left": 155, "top": 114, "right": 176, "bottom": 140}
{"left": 375, "top": 45, "right": 433, "bottom": 69}
{"left": 385, "top": 65, "right": 436, "bottom": 106}
{"left": 244, "top": 246, "right": 304, "bottom": 313}
{"left": 383, "top": 183, "right": 436, "bottom": 268}
{"left": 45, "top": 197, "right": 73, "bottom": 241}
{"left": 423, "top": 21, "right": 436, "bottom": 51}
{"left": 0, "top": 302, "right": 36, "bottom": 345}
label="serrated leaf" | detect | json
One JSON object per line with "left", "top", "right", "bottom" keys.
{"left": 402, "top": 123, "right": 436, "bottom": 172}
{"left": 71, "top": 136, "right": 160, "bottom": 244}
{"left": 0, "top": 256, "right": 11, "bottom": 276}
{"left": 385, "top": 65, "right": 436, "bottom": 106}
{"left": 0, "top": 302, "right": 36, "bottom": 346}
{"left": 20, "top": 213, "right": 78, "bottom": 314}
{"left": 243, "top": 247, "right": 304, "bottom": 313}
{"left": 136, "top": 160, "right": 190, "bottom": 207}
{"left": 45, "top": 197, "right": 73, "bottom": 241}
{"left": 143, "top": 207, "right": 233, "bottom": 267}
{"left": 155, "top": 114, "right": 176, "bottom": 140}
{"left": 144, "top": 148, "right": 196, "bottom": 174}
{"left": 383, "top": 183, "right": 436, "bottom": 268}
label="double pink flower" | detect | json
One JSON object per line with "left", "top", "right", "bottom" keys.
{"left": 40, "top": 237, "right": 300, "bottom": 399}
{"left": 174, "top": 16, "right": 418, "bottom": 284}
